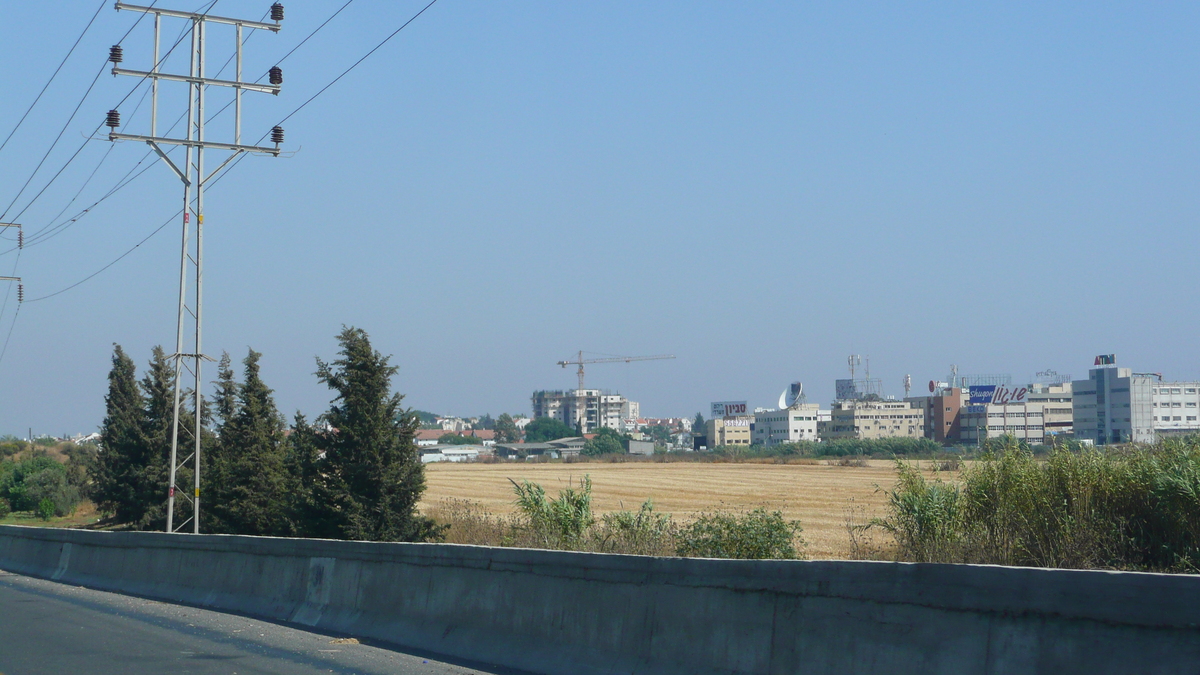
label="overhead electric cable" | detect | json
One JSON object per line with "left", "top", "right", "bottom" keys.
{"left": 0, "top": 0, "right": 107, "bottom": 159}
{"left": 0, "top": 1, "right": 208, "bottom": 227}
{"left": 20, "top": 0, "right": 438, "bottom": 303}
{"left": 210, "top": 0, "right": 439, "bottom": 186}
{"left": 25, "top": 211, "right": 177, "bottom": 303}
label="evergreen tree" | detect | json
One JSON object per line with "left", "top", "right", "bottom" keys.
{"left": 494, "top": 413, "right": 520, "bottom": 443}
{"left": 693, "top": 413, "right": 706, "bottom": 434}
{"left": 202, "top": 352, "right": 239, "bottom": 533}
{"left": 207, "top": 349, "right": 292, "bottom": 536}
{"left": 139, "top": 346, "right": 180, "bottom": 530}
{"left": 92, "top": 345, "right": 150, "bottom": 524}
{"left": 285, "top": 412, "right": 332, "bottom": 536}
{"left": 309, "top": 327, "right": 441, "bottom": 542}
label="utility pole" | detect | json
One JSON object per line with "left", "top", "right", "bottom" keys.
{"left": 105, "top": 2, "right": 286, "bottom": 534}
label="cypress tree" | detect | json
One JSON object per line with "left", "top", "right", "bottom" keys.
{"left": 207, "top": 349, "right": 291, "bottom": 536}
{"left": 139, "top": 346, "right": 179, "bottom": 530}
{"left": 203, "top": 352, "right": 239, "bottom": 534}
{"left": 92, "top": 345, "right": 150, "bottom": 524}
{"left": 310, "top": 326, "right": 441, "bottom": 542}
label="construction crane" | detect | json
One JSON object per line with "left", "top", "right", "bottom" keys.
{"left": 557, "top": 351, "right": 675, "bottom": 391}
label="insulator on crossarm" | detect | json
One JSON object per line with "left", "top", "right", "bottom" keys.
{"left": 271, "top": 3, "right": 284, "bottom": 21}
{"left": 16, "top": 229, "right": 22, "bottom": 249}
{"left": 271, "top": 126, "right": 284, "bottom": 145}
{"left": 17, "top": 284, "right": 23, "bottom": 304}
{"left": 106, "top": 110, "right": 121, "bottom": 129}
{"left": 109, "top": 45, "right": 123, "bottom": 64}
{"left": 269, "top": 66, "right": 283, "bottom": 85}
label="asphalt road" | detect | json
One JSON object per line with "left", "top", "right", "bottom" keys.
{"left": 0, "top": 570, "right": 519, "bottom": 675}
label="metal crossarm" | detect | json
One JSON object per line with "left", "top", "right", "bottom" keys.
{"left": 105, "top": 3, "right": 286, "bottom": 534}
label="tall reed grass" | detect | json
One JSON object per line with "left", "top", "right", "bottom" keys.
{"left": 871, "top": 436, "right": 1200, "bottom": 572}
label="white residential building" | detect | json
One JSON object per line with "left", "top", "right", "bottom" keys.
{"left": 531, "top": 389, "right": 638, "bottom": 434}
{"left": 752, "top": 404, "right": 821, "bottom": 445}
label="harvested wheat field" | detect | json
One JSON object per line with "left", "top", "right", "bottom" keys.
{"left": 420, "top": 459, "right": 944, "bottom": 559}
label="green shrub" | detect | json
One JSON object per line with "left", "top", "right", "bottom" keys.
{"left": 875, "top": 437, "right": 1200, "bottom": 572}
{"left": 0, "top": 453, "right": 81, "bottom": 516}
{"left": 510, "top": 475, "right": 595, "bottom": 547}
{"left": 675, "top": 507, "right": 804, "bottom": 559}
{"left": 595, "top": 500, "right": 676, "bottom": 556}
{"left": 37, "top": 498, "right": 55, "bottom": 521}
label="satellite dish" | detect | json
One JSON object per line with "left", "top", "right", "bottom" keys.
{"left": 778, "top": 381, "right": 804, "bottom": 409}
{"left": 929, "top": 380, "right": 936, "bottom": 393}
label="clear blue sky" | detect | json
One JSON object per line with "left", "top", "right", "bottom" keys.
{"left": 1, "top": 1, "right": 1198, "bottom": 436}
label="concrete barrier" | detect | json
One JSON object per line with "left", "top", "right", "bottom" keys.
{"left": 2, "top": 524, "right": 1199, "bottom": 675}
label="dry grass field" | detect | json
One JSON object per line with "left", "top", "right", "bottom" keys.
{"left": 420, "top": 459, "right": 949, "bottom": 559}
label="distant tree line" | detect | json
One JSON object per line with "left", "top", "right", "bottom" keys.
{"left": 88, "top": 326, "right": 441, "bottom": 542}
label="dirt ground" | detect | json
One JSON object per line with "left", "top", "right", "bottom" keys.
{"left": 420, "top": 459, "right": 933, "bottom": 559}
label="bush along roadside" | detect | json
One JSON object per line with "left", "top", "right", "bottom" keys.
{"left": 870, "top": 436, "right": 1200, "bottom": 572}
{"left": 432, "top": 475, "right": 806, "bottom": 560}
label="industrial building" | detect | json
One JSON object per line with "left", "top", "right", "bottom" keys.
{"left": 1151, "top": 382, "right": 1200, "bottom": 435}
{"left": 752, "top": 404, "right": 822, "bottom": 445}
{"left": 531, "top": 389, "right": 639, "bottom": 434}
{"left": 820, "top": 400, "right": 925, "bottom": 440}
{"left": 957, "top": 382, "right": 1073, "bottom": 446}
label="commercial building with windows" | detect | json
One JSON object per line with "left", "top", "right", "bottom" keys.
{"left": 906, "top": 387, "right": 968, "bottom": 443}
{"left": 531, "top": 389, "right": 639, "bottom": 434}
{"left": 752, "top": 404, "right": 821, "bottom": 445}
{"left": 705, "top": 416, "right": 752, "bottom": 447}
{"left": 820, "top": 400, "right": 925, "bottom": 440}
{"left": 1028, "top": 382, "right": 1073, "bottom": 438}
{"left": 1152, "top": 382, "right": 1200, "bottom": 435}
{"left": 1072, "top": 367, "right": 1155, "bottom": 445}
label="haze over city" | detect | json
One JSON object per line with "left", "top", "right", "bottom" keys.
{"left": 2, "top": 1, "right": 1198, "bottom": 436}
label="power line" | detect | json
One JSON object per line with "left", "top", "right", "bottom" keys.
{"left": 214, "top": 0, "right": 441, "bottom": 186}
{"left": 0, "top": 0, "right": 201, "bottom": 225}
{"left": 15, "top": 0, "right": 439, "bottom": 304}
{"left": 273, "top": 0, "right": 439, "bottom": 131}
{"left": 2, "top": 0, "right": 349, "bottom": 254}
{"left": 0, "top": 0, "right": 107, "bottom": 158}
{"left": 25, "top": 211, "right": 177, "bottom": 303}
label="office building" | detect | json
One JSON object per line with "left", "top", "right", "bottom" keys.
{"left": 1152, "top": 382, "right": 1200, "bottom": 435}
{"left": 821, "top": 400, "right": 925, "bottom": 440}
{"left": 1072, "top": 366, "right": 1154, "bottom": 445}
{"left": 752, "top": 404, "right": 821, "bottom": 445}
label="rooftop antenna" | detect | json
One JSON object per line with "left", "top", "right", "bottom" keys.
{"left": 903, "top": 374, "right": 911, "bottom": 398}
{"left": 848, "top": 354, "right": 861, "bottom": 379}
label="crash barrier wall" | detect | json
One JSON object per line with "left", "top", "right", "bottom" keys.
{"left": 2, "top": 525, "right": 1199, "bottom": 675}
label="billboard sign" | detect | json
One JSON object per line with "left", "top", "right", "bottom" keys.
{"left": 968, "top": 385, "right": 1029, "bottom": 405}
{"left": 711, "top": 401, "right": 748, "bottom": 418}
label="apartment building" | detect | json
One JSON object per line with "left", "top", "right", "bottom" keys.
{"left": 531, "top": 389, "right": 638, "bottom": 434}
{"left": 820, "top": 400, "right": 925, "bottom": 440}
{"left": 752, "top": 404, "right": 821, "bottom": 445}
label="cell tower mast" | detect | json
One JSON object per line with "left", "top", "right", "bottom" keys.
{"left": 106, "top": 3, "right": 286, "bottom": 533}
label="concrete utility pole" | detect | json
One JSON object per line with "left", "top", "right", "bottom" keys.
{"left": 106, "top": 2, "right": 287, "bottom": 534}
